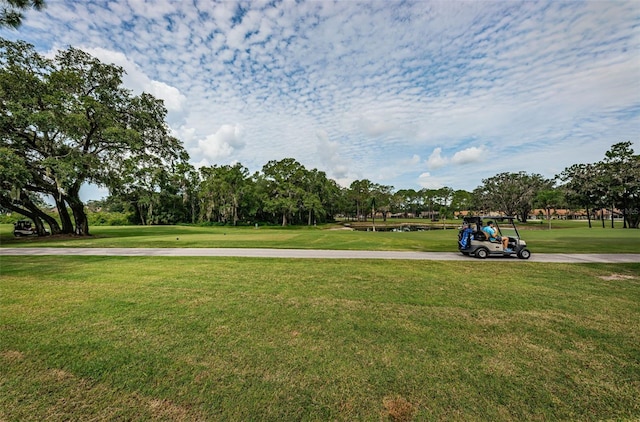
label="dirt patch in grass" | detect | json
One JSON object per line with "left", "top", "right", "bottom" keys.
{"left": 382, "top": 396, "right": 416, "bottom": 421}
{"left": 48, "top": 368, "right": 74, "bottom": 381}
{"left": 148, "top": 398, "right": 194, "bottom": 421}
{"left": 1, "top": 350, "right": 25, "bottom": 362}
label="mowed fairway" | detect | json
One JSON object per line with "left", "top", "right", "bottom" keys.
{"left": 1, "top": 253, "right": 639, "bottom": 420}
{"left": 2, "top": 222, "right": 640, "bottom": 253}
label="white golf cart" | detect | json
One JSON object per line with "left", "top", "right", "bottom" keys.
{"left": 13, "top": 220, "right": 49, "bottom": 237}
{"left": 458, "top": 216, "right": 531, "bottom": 259}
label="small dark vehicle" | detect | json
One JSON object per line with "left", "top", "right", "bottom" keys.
{"left": 458, "top": 216, "right": 531, "bottom": 259}
{"left": 13, "top": 220, "right": 49, "bottom": 237}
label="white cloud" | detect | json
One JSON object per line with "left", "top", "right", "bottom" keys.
{"left": 197, "top": 124, "right": 245, "bottom": 162}
{"left": 146, "top": 80, "right": 186, "bottom": 113}
{"left": 418, "top": 172, "right": 445, "bottom": 189}
{"left": 407, "top": 154, "right": 421, "bottom": 166}
{"left": 83, "top": 47, "right": 186, "bottom": 114}
{"left": 427, "top": 148, "right": 448, "bottom": 170}
{"left": 315, "top": 130, "right": 348, "bottom": 179}
{"left": 451, "top": 146, "right": 486, "bottom": 165}
{"left": 427, "top": 145, "right": 488, "bottom": 171}
{"left": 8, "top": 0, "right": 639, "bottom": 198}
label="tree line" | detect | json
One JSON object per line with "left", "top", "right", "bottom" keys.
{"left": 90, "top": 162, "right": 477, "bottom": 229}
{"left": 2, "top": 38, "right": 639, "bottom": 235}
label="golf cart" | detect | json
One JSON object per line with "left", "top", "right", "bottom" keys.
{"left": 458, "top": 216, "right": 531, "bottom": 259}
{"left": 13, "top": 220, "right": 49, "bottom": 237}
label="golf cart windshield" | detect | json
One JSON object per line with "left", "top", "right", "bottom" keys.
{"left": 493, "top": 217, "right": 521, "bottom": 239}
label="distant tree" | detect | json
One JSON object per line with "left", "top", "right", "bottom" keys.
{"left": 435, "top": 187, "right": 454, "bottom": 222}
{"left": 259, "top": 158, "right": 306, "bottom": 226}
{"left": 558, "top": 163, "right": 602, "bottom": 228}
{"left": 476, "top": 172, "right": 551, "bottom": 222}
{"left": 420, "top": 189, "right": 439, "bottom": 220}
{"left": 319, "top": 177, "right": 342, "bottom": 223}
{"left": 174, "top": 162, "right": 200, "bottom": 224}
{"left": 0, "top": 0, "right": 44, "bottom": 28}
{"left": 450, "top": 189, "right": 473, "bottom": 217}
{"left": 393, "top": 189, "right": 418, "bottom": 218}
{"left": 535, "top": 188, "right": 565, "bottom": 229}
{"left": 558, "top": 142, "right": 639, "bottom": 229}
{"left": 300, "top": 168, "right": 339, "bottom": 225}
{"left": 199, "top": 163, "right": 249, "bottom": 225}
{"left": 113, "top": 164, "right": 184, "bottom": 226}
{"left": 370, "top": 184, "right": 394, "bottom": 222}
{"left": 601, "top": 142, "right": 640, "bottom": 228}
{"left": 348, "top": 180, "right": 374, "bottom": 221}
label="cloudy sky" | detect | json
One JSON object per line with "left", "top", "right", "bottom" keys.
{"left": 3, "top": 0, "right": 639, "bottom": 199}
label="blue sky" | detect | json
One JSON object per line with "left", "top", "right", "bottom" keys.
{"left": 3, "top": 0, "right": 639, "bottom": 200}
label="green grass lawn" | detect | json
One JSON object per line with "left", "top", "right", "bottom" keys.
{"left": 1, "top": 256, "right": 639, "bottom": 420}
{"left": 1, "top": 223, "right": 639, "bottom": 420}
{"left": 1, "top": 223, "right": 639, "bottom": 253}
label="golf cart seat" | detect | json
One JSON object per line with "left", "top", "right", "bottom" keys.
{"left": 474, "top": 230, "right": 488, "bottom": 241}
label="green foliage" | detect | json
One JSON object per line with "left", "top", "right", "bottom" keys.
{"left": 258, "top": 158, "right": 307, "bottom": 226}
{"left": 534, "top": 188, "right": 566, "bottom": 229}
{"left": 86, "top": 211, "right": 132, "bottom": 226}
{"left": 1, "top": 32, "right": 635, "bottom": 232}
{"left": 198, "top": 163, "right": 249, "bottom": 225}
{"left": 0, "top": 0, "right": 45, "bottom": 28}
{"left": 559, "top": 142, "right": 640, "bottom": 228}
{"left": 0, "top": 38, "right": 188, "bottom": 235}
{"left": 0, "top": 212, "right": 20, "bottom": 224}
{"left": 476, "top": 172, "right": 552, "bottom": 222}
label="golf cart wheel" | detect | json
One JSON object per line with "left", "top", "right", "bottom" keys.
{"left": 475, "top": 248, "right": 489, "bottom": 259}
{"left": 517, "top": 249, "right": 531, "bottom": 260}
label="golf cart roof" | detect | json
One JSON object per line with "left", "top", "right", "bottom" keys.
{"left": 463, "top": 216, "right": 517, "bottom": 222}
{"left": 463, "top": 216, "right": 521, "bottom": 233}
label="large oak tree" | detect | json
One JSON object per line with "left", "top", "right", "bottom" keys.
{"left": 0, "top": 38, "right": 188, "bottom": 235}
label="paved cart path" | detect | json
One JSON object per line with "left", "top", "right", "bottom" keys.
{"left": 1, "top": 248, "right": 639, "bottom": 263}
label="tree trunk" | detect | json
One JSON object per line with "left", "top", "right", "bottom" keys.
{"left": 2, "top": 202, "right": 37, "bottom": 225}
{"left": 586, "top": 204, "right": 591, "bottom": 228}
{"left": 69, "top": 200, "right": 89, "bottom": 235}
{"left": 32, "top": 207, "right": 60, "bottom": 235}
{"left": 520, "top": 210, "right": 528, "bottom": 223}
{"left": 547, "top": 207, "right": 551, "bottom": 230}
{"left": 18, "top": 193, "right": 62, "bottom": 234}
{"left": 611, "top": 204, "right": 615, "bottom": 229}
{"left": 148, "top": 202, "right": 154, "bottom": 226}
{"left": 65, "top": 186, "right": 90, "bottom": 235}
{"left": 55, "top": 196, "right": 75, "bottom": 234}
{"left": 233, "top": 197, "right": 239, "bottom": 226}
{"left": 137, "top": 203, "right": 146, "bottom": 226}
